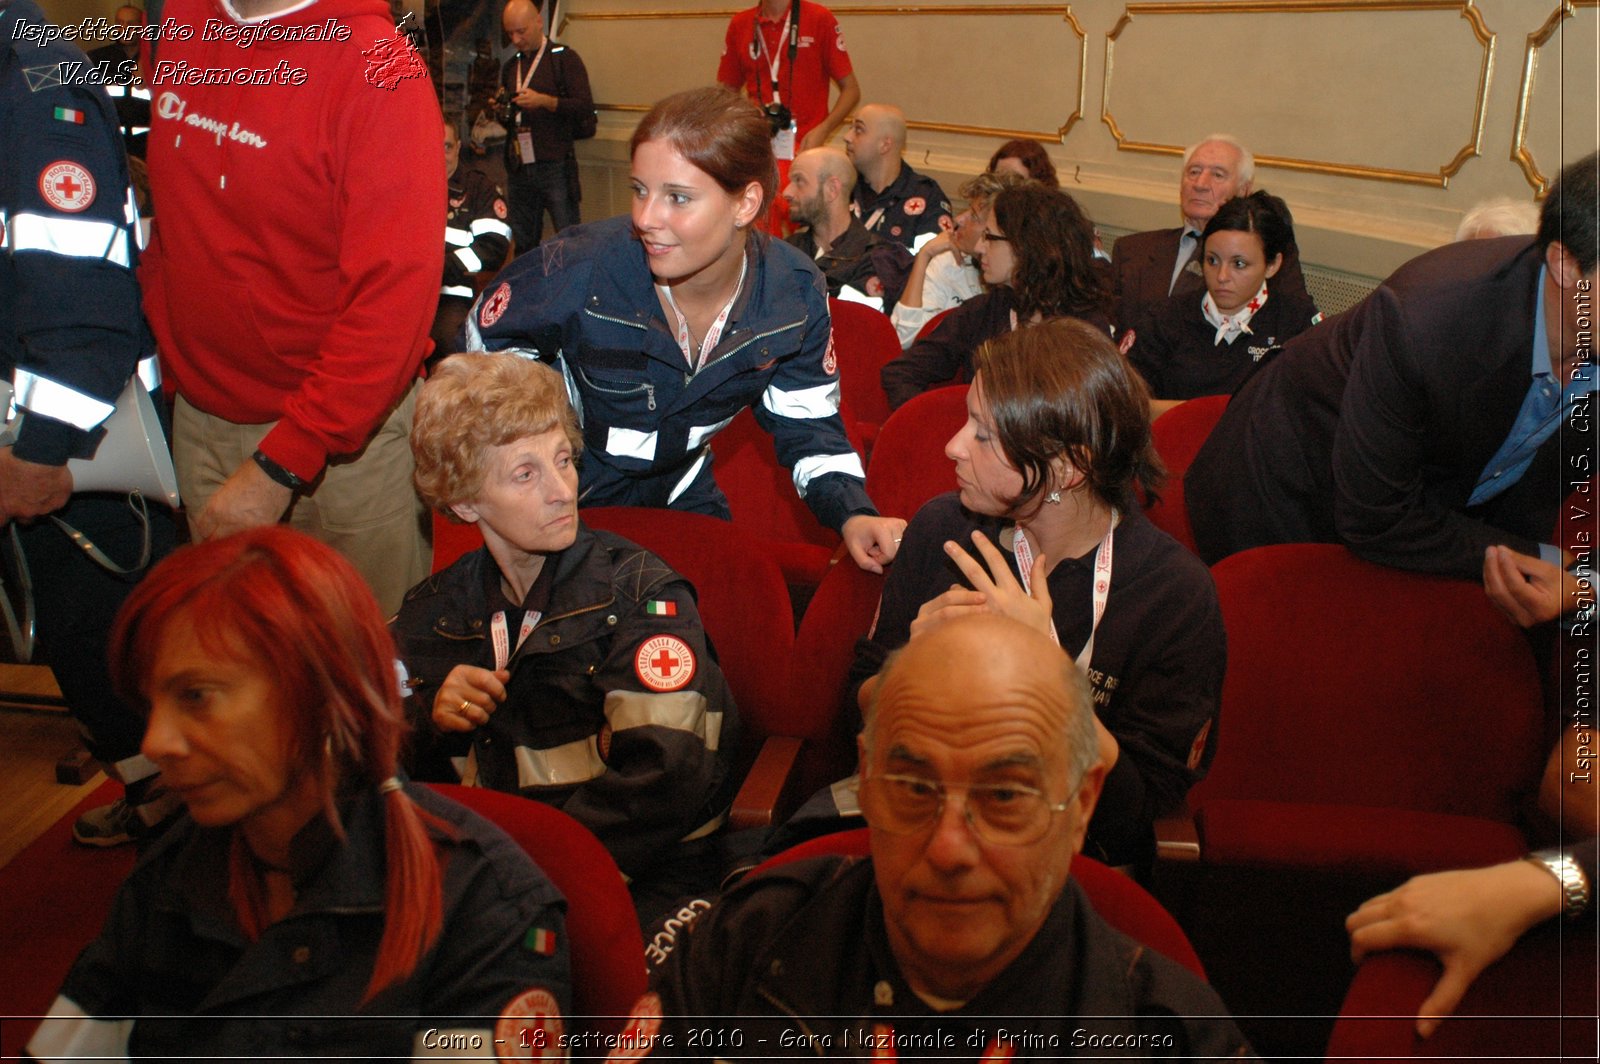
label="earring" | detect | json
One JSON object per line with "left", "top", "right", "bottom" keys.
{"left": 1044, "top": 489, "right": 1062, "bottom": 505}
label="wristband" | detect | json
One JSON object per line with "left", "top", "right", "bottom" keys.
{"left": 252, "top": 449, "right": 306, "bottom": 491}
{"left": 1525, "top": 848, "right": 1591, "bottom": 919}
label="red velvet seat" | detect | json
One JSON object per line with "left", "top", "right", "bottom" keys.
{"left": 709, "top": 406, "right": 843, "bottom": 592}
{"left": 828, "top": 297, "right": 902, "bottom": 454}
{"left": 579, "top": 506, "right": 799, "bottom": 830}
{"left": 1327, "top": 921, "right": 1596, "bottom": 1061}
{"left": 912, "top": 306, "right": 955, "bottom": 345}
{"left": 427, "top": 784, "right": 644, "bottom": 1034}
{"left": 863, "top": 384, "right": 968, "bottom": 521}
{"left": 1144, "top": 393, "right": 1229, "bottom": 553}
{"left": 754, "top": 828, "right": 1207, "bottom": 979}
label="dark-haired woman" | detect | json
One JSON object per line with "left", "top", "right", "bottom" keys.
{"left": 466, "top": 86, "right": 904, "bottom": 572}
{"left": 988, "top": 137, "right": 1059, "bottom": 187}
{"left": 27, "top": 527, "right": 569, "bottom": 1059}
{"left": 855, "top": 320, "right": 1224, "bottom": 870}
{"left": 880, "top": 183, "right": 1111, "bottom": 410}
{"left": 1126, "top": 190, "right": 1320, "bottom": 417}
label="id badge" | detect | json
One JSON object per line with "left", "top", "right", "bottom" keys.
{"left": 773, "top": 120, "right": 797, "bottom": 162}
{"left": 517, "top": 131, "right": 535, "bottom": 164}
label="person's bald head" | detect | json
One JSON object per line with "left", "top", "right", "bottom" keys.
{"left": 844, "top": 103, "right": 908, "bottom": 183}
{"left": 113, "top": 5, "right": 143, "bottom": 28}
{"left": 502, "top": 0, "right": 544, "bottom": 53}
{"left": 783, "top": 147, "right": 857, "bottom": 230}
{"left": 860, "top": 614, "right": 1106, "bottom": 1003}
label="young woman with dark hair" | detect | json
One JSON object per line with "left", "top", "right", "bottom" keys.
{"left": 27, "top": 527, "right": 569, "bottom": 1060}
{"left": 1125, "top": 189, "right": 1321, "bottom": 416}
{"left": 466, "top": 86, "right": 905, "bottom": 573}
{"left": 881, "top": 183, "right": 1111, "bottom": 409}
{"left": 855, "top": 319, "right": 1224, "bottom": 871}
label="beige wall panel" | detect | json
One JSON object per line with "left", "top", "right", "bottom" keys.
{"left": 560, "top": 10, "right": 727, "bottom": 112}
{"left": 1513, "top": 1, "right": 1599, "bottom": 195}
{"left": 1103, "top": 4, "right": 1490, "bottom": 187}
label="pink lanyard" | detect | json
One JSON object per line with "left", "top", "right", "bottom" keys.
{"left": 490, "top": 610, "right": 541, "bottom": 670}
{"left": 657, "top": 254, "right": 747, "bottom": 374}
{"left": 1010, "top": 510, "right": 1118, "bottom": 671}
{"left": 513, "top": 40, "right": 549, "bottom": 96}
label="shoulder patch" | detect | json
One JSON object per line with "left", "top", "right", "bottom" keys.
{"left": 903, "top": 196, "right": 926, "bottom": 216}
{"left": 822, "top": 331, "right": 838, "bottom": 376}
{"left": 604, "top": 993, "right": 663, "bottom": 1062}
{"left": 494, "top": 197, "right": 509, "bottom": 220}
{"left": 495, "top": 987, "right": 564, "bottom": 1060}
{"left": 480, "top": 282, "right": 512, "bottom": 327}
{"left": 39, "top": 161, "right": 96, "bottom": 213}
{"left": 634, "top": 635, "right": 696, "bottom": 692}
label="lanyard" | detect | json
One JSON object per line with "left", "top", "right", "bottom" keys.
{"left": 754, "top": 8, "right": 792, "bottom": 103}
{"left": 513, "top": 40, "right": 549, "bottom": 96}
{"left": 490, "top": 609, "right": 541, "bottom": 670}
{"left": 657, "top": 254, "right": 748, "bottom": 374}
{"left": 1011, "top": 509, "right": 1119, "bottom": 672}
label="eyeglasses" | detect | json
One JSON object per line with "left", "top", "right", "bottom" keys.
{"left": 859, "top": 773, "right": 1069, "bottom": 846}
{"left": 979, "top": 230, "right": 1009, "bottom": 243}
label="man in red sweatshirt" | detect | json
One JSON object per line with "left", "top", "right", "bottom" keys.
{"left": 141, "top": 0, "right": 444, "bottom": 612}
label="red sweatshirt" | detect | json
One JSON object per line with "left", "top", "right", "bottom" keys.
{"left": 141, "top": 0, "right": 444, "bottom": 481}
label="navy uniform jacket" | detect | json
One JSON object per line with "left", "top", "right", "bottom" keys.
{"left": 28, "top": 783, "right": 571, "bottom": 1061}
{"left": 391, "top": 523, "right": 738, "bottom": 879}
{"left": 464, "top": 215, "right": 875, "bottom": 532}
{"left": 1112, "top": 225, "right": 1311, "bottom": 335}
{"left": 2, "top": 0, "right": 153, "bottom": 465}
{"left": 650, "top": 856, "right": 1256, "bottom": 1060}
{"left": 1186, "top": 237, "right": 1562, "bottom": 576}
{"left": 1126, "top": 285, "right": 1320, "bottom": 400}
{"left": 443, "top": 169, "right": 511, "bottom": 300}
{"left": 850, "top": 161, "right": 952, "bottom": 252}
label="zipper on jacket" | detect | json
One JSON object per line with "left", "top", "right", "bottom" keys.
{"left": 755, "top": 988, "right": 828, "bottom": 1057}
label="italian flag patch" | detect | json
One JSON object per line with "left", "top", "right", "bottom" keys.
{"left": 524, "top": 926, "right": 558, "bottom": 955}
{"left": 53, "top": 107, "right": 85, "bottom": 125}
{"left": 645, "top": 600, "right": 677, "bottom": 617}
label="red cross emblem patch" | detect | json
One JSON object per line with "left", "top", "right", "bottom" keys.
{"left": 39, "top": 161, "right": 96, "bottom": 213}
{"left": 903, "top": 196, "right": 926, "bottom": 216}
{"left": 634, "top": 635, "right": 695, "bottom": 692}
{"left": 480, "top": 282, "right": 512, "bottom": 328}
{"left": 494, "top": 197, "right": 508, "bottom": 219}
{"left": 822, "top": 332, "right": 838, "bottom": 376}
{"left": 495, "top": 987, "right": 564, "bottom": 1060}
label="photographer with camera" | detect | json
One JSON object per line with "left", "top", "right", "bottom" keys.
{"left": 499, "top": 0, "right": 594, "bottom": 254}
{"left": 717, "top": 0, "right": 860, "bottom": 232}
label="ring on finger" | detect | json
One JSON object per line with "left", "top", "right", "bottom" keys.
{"left": 460, "top": 699, "right": 475, "bottom": 715}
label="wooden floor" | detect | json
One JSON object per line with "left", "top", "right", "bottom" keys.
{"left": 0, "top": 666, "right": 105, "bottom": 870}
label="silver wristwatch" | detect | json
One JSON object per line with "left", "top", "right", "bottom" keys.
{"left": 1526, "top": 848, "right": 1592, "bottom": 920}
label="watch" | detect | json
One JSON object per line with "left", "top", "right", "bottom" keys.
{"left": 252, "top": 449, "right": 306, "bottom": 491}
{"left": 1526, "top": 848, "right": 1591, "bottom": 920}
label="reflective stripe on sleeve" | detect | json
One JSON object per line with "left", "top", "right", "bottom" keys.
{"left": 444, "top": 225, "right": 473, "bottom": 247}
{"left": 761, "top": 378, "right": 841, "bottom": 420}
{"left": 514, "top": 735, "right": 606, "bottom": 789}
{"left": 453, "top": 246, "right": 483, "bottom": 273}
{"left": 412, "top": 1028, "right": 497, "bottom": 1059}
{"left": 13, "top": 368, "right": 115, "bottom": 430}
{"left": 442, "top": 283, "right": 475, "bottom": 299}
{"left": 606, "top": 689, "right": 719, "bottom": 749}
{"left": 9, "top": 212, "right": 130, "bottom": 267}
{"left": 470, "top": 217, "right": 512, "bottom": 239}
{"left": 791, "top": 452, "right": 865, "bottom": 496}
{"left": 136, "top": 355, "right": 161, "bottom": 391}
{"left": 26, "top": 995, "right": 133, "bottom": 1063}
{"left": 684, "top": 415, "right": 734, "bottom": 451}
{"left": 605, "top": 427, "right": 657, "bottom": 462}
{"left": 666, "top": 448, "right": 709, "bottom": 504}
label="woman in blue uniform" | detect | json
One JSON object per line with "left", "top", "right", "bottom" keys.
{"left": 466, "top": 86, "right": 904, "bottom": 573}
{"left": 1125, "top": 190, "right": 1320, "bottom": 417}
{"left": 27, "top": 527, "right": 570, "bottom": 1061}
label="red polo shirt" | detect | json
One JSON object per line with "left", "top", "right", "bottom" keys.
{"left": 717, "top": 2, "right": 853, "bottom": 140}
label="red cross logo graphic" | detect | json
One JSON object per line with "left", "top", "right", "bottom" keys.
{"left": 650, "top": 647, "right": 679, "bottom": 676}
{"left": 634, "top": 635, "right": 695, "bottom": 692}
{"left": 39, "top": 161, "right": 96, "bottom": 213}
{"left": 54, "top": 173, "right": 82, "bottom": 200}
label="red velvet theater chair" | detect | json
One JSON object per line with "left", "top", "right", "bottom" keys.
{"left": 1159, "top": 543, "right": 1547, "bottom": 1059}
{"left": 863, "top": 384, "right": 968, "bottom": 522}
{"left": 1143, "top": 393, "right": 1229, "bottom": 554}
{"left": 427, "top": 784, "right": 645, "bottom": 1035}
{"left": 827, "top": 297, "right": 903, "bottom": 454}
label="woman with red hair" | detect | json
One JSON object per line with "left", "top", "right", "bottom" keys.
{"left": 28, "top": 527, "right": 570, "bottom": 1060}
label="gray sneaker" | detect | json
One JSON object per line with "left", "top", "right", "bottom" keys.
{"left": 72, "top": 798, "right": 142, "bottom": 847}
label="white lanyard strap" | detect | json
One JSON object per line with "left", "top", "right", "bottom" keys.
{"left": 514, "top": 40, "right": 549, "bottom": 96}
{"left": 490, "top": 609, "right": 542, "bottom": 671}
{"left": 657, "top": 254, "right": 747, "bottom": 374}
{"left": 755, "top": 9, "right": 791, "bottom": 101}
{"left": 862, "top": 206, "right": 885, "bottom": 232}
{"left": 1011, "top": 509, "right": 1119, "bottom": 671}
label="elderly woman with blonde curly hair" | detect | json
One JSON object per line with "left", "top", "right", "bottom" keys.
{"left": 392, "top": 352, "right": 738, "bottom": 920}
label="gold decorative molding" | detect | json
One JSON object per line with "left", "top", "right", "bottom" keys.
{"left": 566, "top": 5, "right": 1088, "bottom": 143}
{"left": 1512, "top": 0, "right": 1597, "bottom": 196}
{"left": 1102, "top": 0, "right": 1496, "bottom": 188}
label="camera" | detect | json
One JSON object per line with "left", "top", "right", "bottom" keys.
{"left": 763, "top": 101, "right": 793, "bottom": 137}
{"left": 493, "top": 89, "right": 518, "bottom": 129}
